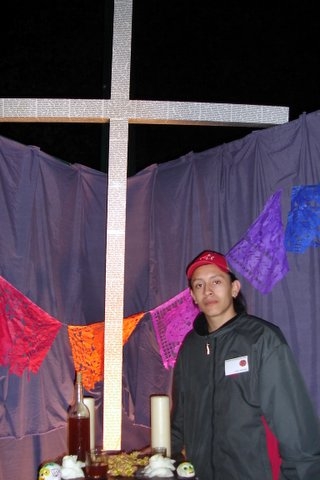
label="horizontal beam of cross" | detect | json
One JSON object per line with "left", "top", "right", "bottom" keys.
{"left": 0, "top": 97, "right": 289, "bottom": 127}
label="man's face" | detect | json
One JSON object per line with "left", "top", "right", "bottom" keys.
{"left": 190, "top": 264, "right": 240, "bottom": 329}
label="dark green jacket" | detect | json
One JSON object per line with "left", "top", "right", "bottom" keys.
{"left": 171, "top": 312, "right": 320, "bottom": 479}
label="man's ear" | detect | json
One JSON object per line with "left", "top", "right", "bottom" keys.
{"left": 232, "top": 279, "right": 241, "bottom": 297}
{"left": 190, "top": 288, "right": 197, "bottom": 304}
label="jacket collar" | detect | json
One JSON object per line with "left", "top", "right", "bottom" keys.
{"left": 193, "top": 311, "right": 244, "bottom": 336}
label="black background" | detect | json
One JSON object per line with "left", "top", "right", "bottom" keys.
{"left": 1, "top": 1, "right": 319, "bottom": 176}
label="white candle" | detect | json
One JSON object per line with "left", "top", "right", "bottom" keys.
{"left": 84, "top": 397, "right": 95, "bottom": 450}
{"left": 150, "top": 395, "right": 171, "bottom": 457}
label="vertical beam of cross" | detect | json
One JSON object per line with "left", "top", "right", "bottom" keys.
{"left": 103, "top": 0, "right": 132, "bottom": 450}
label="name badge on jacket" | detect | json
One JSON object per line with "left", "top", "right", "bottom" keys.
{"left": 225, "top": 355, "right": 249, "bottom": 376}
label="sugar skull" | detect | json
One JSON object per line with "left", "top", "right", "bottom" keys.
{"left": 38, "top": 462, "right": 61, "bottom": 480}
{"left": 177, "top": 461, "right": 195, "bottom": 478}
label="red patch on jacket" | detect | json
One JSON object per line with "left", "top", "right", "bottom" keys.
{"left": 261, "top": 416, "right": 282, "bottom": 480}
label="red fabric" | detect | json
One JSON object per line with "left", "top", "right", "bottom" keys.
{"left": 262, "top": 416, "right": 282, "bottom": 480}
{"left": 0, "top": 275, "right": 62, "bottom": 375}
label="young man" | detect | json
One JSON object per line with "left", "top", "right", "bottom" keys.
{"left": 171, "top": 250, "right": 320, "bottom": 479}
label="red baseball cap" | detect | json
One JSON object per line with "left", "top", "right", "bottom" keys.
{"left": 186, "top": 250, "right": 229, "bottom": 279}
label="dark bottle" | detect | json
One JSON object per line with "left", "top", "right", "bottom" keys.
{"left": 68, "top": 371, "right": 90, "bottom": 462}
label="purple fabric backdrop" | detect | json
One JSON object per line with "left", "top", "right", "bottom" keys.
{"left": 1, "top": 110, "right": 320, "bottom": 479}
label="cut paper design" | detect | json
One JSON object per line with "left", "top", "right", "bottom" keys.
{"left": 227, "top": 190, "right": 289, "bottom": 294}
{"left": 150, "top": 288, "right": 200, "bottom": 369}
{"left": 68, "top": 322, "right": 105, "bottom": 390}
{"left": 285, "top": 184, "right": 320, "bottom": 253}
{"left": 123, "top": 311, "right": 144, "bottom": 344}
{"left": 0, "top": 275, "right": 62, "bottom": 375}
{"left": 68, "top": 312, "right": 144, "bottom": 390}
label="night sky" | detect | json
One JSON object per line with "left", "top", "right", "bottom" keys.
{"left": 1, "top": 1, "right": 320, "bottom": 176}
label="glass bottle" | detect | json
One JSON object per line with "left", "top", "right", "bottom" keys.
{"left": 68, "top": 371, "right": 90, "bottom": 462}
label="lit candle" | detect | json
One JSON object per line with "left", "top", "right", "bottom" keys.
{"left": 84, "top": 397, "right": 95, "bottom": 450}
{"left": 150, "top": 395, "right": 171, "bottom": 457}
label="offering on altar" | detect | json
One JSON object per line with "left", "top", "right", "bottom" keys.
{"left": 176, "top": 462, "right": 195, "bottom": 478}
{"left": 138, "top": 453, "right": 176, "bottom": 478}
{"left": 61, "top": 455, "right": 85, "bottom": 479}
{"left": 150, "top": 395, "right": 171, "bottom": 458}
{"left": 107, "top": 451, "right": 149, "bottom": 477}
{"left": 38, "top": 462, "right": 62, "bottom": 480}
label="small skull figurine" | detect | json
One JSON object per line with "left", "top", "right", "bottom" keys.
{"left": 177, "top": 461, "right": 195, "bottom": 478}
{"left": 38, "top": 462, "right": 62, "bottom": 480}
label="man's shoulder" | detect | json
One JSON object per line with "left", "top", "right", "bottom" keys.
{"left": 238, "top": 313, "right": 287, "bottom": 342}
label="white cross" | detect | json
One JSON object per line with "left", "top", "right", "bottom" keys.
{"left": 0, "top": 0, "right": 288, "bottom": 451}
